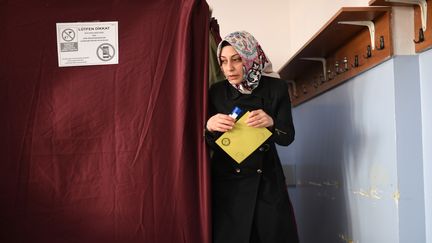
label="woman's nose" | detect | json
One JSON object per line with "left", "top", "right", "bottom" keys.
{"left": 226, "top": 61, "right": 234, "bottom": 70}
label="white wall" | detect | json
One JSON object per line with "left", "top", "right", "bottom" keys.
{"left": 207, "top": 0, "right": 414, "bottom": 69}
{"left": 288, "top": 0, "right": 368, "bottom": 58}
{"left": 207, "top": 0, "right": 291, "bottom": 71}
{"left": 207, "top": 0, "right": 370, "bottom": 70}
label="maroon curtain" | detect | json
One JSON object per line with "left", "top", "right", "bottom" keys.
{"left": 0, "top": 1, "right": 210, "bottom": 242}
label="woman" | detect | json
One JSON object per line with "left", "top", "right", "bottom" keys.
{"left": 205, "top": 31, "right": 299, "bottom": 243}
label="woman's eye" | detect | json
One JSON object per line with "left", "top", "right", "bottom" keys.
{"left": 221, "top": 60, "right": 227, "bottom": 64}
{"left": 233, "top": 58, "right": 242, "bottom": 62}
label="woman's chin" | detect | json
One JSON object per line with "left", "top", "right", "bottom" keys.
{"left": 228, "top": 79, "right": 243, "bottom": 85}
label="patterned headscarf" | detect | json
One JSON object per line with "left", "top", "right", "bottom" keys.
{"left": 217, "top": 31, "right": 273, "bottom": 94}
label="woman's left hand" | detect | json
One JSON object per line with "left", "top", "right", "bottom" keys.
{"left": 246, "top": 109, "right": 274, "bottom": 128}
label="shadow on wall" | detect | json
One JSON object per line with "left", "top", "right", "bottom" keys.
{"left": 283, "top": 89, "right": 369, "bottom": 243}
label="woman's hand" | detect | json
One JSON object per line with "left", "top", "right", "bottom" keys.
{"left": 206, "top": 113, "right": 235, "bottom": 132}
{"left": 246, "top": 109, "right": 274, "bottom": 128}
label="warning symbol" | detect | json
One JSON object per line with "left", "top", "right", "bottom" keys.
{"left": 96, "top": 43, "right": 115, "bottom": 61}
{"left": 62, "top": 28, "right": 76, "bottom": 42}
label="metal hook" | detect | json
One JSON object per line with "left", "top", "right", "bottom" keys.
{"left": 343, "top": 57, "right": 349, "bottom": 71}
{"left": 327, "top": 69, "right": 333, "bottom": 80}
{"left": 334, "top": 61, "right": 341, "bottom": 74}
{"left": 319, "top": 74, "right": 326, "bottom": 84}
{"left": 363, "top": 45, "right": 372, "bottom": 59}
{"left": 414, "top": 28, "right": 425, "bottom": 43}
{"left": 351, "top": 55, "right": 360, "bottom": 68}
{"left": 312, "top": 79, "right": 320, "bottom": 89}
{"left": 376, "top": 36, "right": 385, "bottom": 50}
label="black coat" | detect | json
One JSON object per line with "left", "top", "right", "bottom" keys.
{"left": 205, "top": 76, "right": 299, "bottom": 243}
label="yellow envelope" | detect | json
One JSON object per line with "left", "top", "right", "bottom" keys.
{"left": 216, "top": 111, "right": 272, "bottom": 163}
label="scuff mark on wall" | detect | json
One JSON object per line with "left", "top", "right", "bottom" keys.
{"left": 338, "top": 233, "right": 357, "bottom": 243}
{"left": 352, "top": 187, "right": 382, "bottom": 199}
{"left": 393, "top": 191, "right": 400, "bottom": 207}
{"left": 323, "top": 180, "right": 340, "bottom": 188}
{"left": 300, "top": 180, "right": 340, "bottom": 188}
{"left": 308, "top": 181, "right": 323, "bottom": 187}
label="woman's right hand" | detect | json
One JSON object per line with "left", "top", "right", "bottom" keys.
{"left": 206, "top": 113, "right": 235, "bottom": 132}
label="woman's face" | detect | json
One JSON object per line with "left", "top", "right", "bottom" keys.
{"left": 220, "top": 45, "right": 244, "bottom": 85}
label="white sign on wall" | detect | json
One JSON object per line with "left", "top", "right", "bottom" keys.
{"left": 56, "top": 21, "right": 118, "bottom": 67}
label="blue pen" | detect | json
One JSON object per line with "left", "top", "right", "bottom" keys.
{"left": 229, "top": 106, "right": 242, "bottom": 119}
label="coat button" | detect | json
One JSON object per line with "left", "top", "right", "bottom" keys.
{"left": 257, "top": 169, "right": 262, "bottom": 174}
{"left": 258, "top": 144, "right": 270, "bottom": 152}
{"left": 235, "top": 168, "right": 241, "bottom": 173}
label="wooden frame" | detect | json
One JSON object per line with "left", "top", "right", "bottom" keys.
{"left": 279, "top": 7, "right": 393, "bottom": 106}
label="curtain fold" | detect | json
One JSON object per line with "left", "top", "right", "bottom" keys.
{"left": 208, "top": 17, "right": 224, "bottom": 87}
{"left": 0, "top": 1, "right": 210, "bottom": 242}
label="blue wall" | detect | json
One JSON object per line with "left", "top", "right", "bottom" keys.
{"left": 279, "top": 55, "right": 429, "bottom": 243}
{"left": 419, "top": 49, "right": 432, "bottom": 243}
{"left": 393, "top": 56, "right": 425, "bottom": 243}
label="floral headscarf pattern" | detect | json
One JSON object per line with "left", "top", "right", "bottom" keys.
{"left": 217, "top": 31, "right": 271, "bottom": 94}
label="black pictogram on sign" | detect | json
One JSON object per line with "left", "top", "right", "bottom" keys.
{"left": 96, "top": 43, "right": 115, "bottom": 61}
{"left": 62, "top": 29, "right": 76, "bottom": 42}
